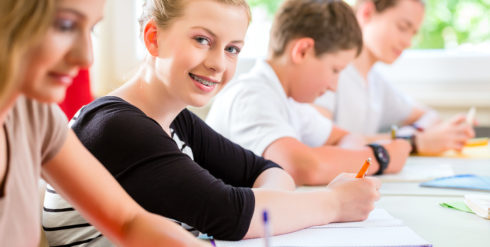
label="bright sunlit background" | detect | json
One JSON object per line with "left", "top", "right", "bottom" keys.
{"left": 91, "top": 0, "right": 490, "bottom": 125}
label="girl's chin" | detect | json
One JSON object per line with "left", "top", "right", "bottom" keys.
{"left": 381, "top": 56, "right": 398, "bottom": 65}
{"left": 26, "top": 91, "right": 67, "bottom": 104}
{"left": 188, "top": 97, "right": 212, "bottom": 108}
{"left": 189, "top": 101, "right": 208, "bottom": 108}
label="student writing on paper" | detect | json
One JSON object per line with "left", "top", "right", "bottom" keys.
{"left": 0, "top": 0, "right": 210, "bottom": 246}
{"left": 314, "top": 0, "right": 475, "bottom": 155}
{"left": 43, "top": 0, "right": 381, "bottom": 244}
{"left": 206, "top": 0, "right": 411, "bottom": 185}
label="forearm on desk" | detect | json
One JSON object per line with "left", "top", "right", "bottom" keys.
{"left": 311, "top": 146, "right": 381, "bottom": 181}
{"left": 263, "top": 137, "right": 379, "bottom": 185}
{"left": 245, "top": 189, "right": 334, "bottom": 239}
{"left": 253, "top": 167, "right": 296, "bottom": 191}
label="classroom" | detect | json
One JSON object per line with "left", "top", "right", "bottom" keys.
{"left": 1, "top": 0, "right": 489, "bottom": 246}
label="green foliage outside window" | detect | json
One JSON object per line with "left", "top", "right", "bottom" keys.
{"left": 248, "top": 0, "right": 490, "bottom": 49}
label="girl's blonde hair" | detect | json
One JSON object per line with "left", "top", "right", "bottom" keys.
{"left": 0, "top": 0, "right": 55, "bottom": 107}
{"left": 138, "top": 0, "right": 251, "bottom": 35}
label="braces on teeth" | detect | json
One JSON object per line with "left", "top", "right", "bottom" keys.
{"left": 191, "top": 74, "right": 216, "bottom": 86}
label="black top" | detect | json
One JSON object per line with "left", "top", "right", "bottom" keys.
{"left": 70, "top": 96, "right": 280, "bottom": 240}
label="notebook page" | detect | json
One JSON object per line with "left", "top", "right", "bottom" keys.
{"left": 311, "top": 208, "right": 403, "bottom": 228}
{"left": 379, "top": 163, "right": 454, "bottom": 182}
{"left": 215, "top": 226, "right": 431, "bottom": 247}
{"left": 464, "top": 194, "right": 490, "bottom": 219}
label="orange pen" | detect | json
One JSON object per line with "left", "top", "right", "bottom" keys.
{"left": 465, "top": 137, "right": 489, "bottom": 147}
{"left": 355, "top": 158, "right": 372, "bottom": 178}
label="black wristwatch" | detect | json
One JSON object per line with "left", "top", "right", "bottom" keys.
{"left": 407, "top": 134, "right": 418, "bottom": 154}
{"left": 397, "top": 135, "right": 418, "bottom": 154}
{"left": 367, "top": 144, "right": 390, "bottom": 175}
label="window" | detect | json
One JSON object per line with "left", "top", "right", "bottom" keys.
{"left": 247, "top": 0, "right": 490, "bottom": 51}
{"left": 244, "top": 0, "right": 490, "bottom": 125}
{"left": 91, "top": 0, "right": 490, "bottom": 124}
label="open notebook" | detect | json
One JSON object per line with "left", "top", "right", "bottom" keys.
{"left": 464, "top": 194, "right": 490, "bottom": 219}
{"left": 215, "top": 208, "right": 431, "bottom": 247}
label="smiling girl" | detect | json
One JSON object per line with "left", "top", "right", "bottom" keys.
{"left": 44, "top": 0, "right": 381, "bottom": 245}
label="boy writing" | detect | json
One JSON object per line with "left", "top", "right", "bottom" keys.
{"left": 206, "top": 0, "right": 411, "bottom": 185}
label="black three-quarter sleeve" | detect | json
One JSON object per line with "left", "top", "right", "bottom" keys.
{"left": 70, "top": 97, "right": 263, "bottom": 240}
{"left": 171, "top": 109, "right": 281, "bottom": 187}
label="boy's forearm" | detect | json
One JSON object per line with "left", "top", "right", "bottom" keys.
{"left": 336, "top": 133, "right": 367, "bottom": 148}
{"left": 263, "top": 137, "right": 379, "bottom": 185}
{"left": 311, "top": 146, "right": 381, "bottom": 182}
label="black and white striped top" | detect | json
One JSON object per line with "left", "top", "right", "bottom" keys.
{"left": 42, "top": 96, "right": 280, "bottom": 246}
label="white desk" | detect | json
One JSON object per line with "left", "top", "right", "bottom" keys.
{"left": 377, "top": 196, "right": 490, "bottom": 247}
{"left": 298, "top": 156, "right": 490, "bottom": 246}
{"left": 378, "top": 156, "right": 490, "bottom": 247}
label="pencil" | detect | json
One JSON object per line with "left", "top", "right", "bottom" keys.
{"left": 262, "top": 210, "right": 271, "bottom": 247}
{"left": 356, "top": 158, "right": 372, "bottom": 178}
{"left": 466, "top": 107, "right": 476, "bottom": 125}
{"left": 391, "top": 125, "right": 397, "bottom": 140}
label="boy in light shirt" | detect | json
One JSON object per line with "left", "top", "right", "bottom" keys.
{"left": 206, "top": 0, "right": 411, "bottom": 185}
{"left": 314, "top": 0, "right": 475, "bottom": 155}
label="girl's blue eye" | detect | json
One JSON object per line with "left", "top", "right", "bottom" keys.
{"left": 225, "top": 46, "right": 240, "bottom": 55}
{"left": 195, "top": 36, "right": 210, "bottom": 46}
{"left": 54, "top": 19, "right": 76, "bottom": 32}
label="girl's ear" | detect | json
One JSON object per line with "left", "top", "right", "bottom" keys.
{"left": 144, "top": 20, "right": 159, "bottom": 57}
{"left": 357, "top": 1, "right": 376, "bottom": 25}
{"left": 290, "top": 37, "right": 315, "bottom": 64}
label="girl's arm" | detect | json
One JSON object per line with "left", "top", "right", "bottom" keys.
{"left": 42, "top": 130, "right": 210, "bottom": 247}
{"left": 252, "top": 167, "right": 296, "bottom": 190}
{"left": 183, "top": 110, "right": 291, "bottom": 189}
{"left": 245, "top": 173, "right": 381, "bottom": 238}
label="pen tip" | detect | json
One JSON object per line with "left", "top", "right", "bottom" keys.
{"left": 367, "top": 157, "right": 372, "bottom": 163}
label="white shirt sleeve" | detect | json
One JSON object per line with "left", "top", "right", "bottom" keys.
{"left": 206, "top": 83, "right": 298, "bottom": 156}
{"left": 314, "top": 91, "right": 336, "bottom": 112}
{"left": 287, "top": 99, "right": 332, "bottom": 147}
{"left": 375, "top": 72, "right": 415, "bottom": 132}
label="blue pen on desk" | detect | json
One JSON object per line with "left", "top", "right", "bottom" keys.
{"left": 263, "top": 210, "right": 271, "bottom": 247}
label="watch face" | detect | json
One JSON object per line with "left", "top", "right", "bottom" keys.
{"left": 369, "top": 144, "right": 390, "bottom": 175}
{"left": 370, "top": 144, "right": 390, "bottom": 165}
{"left": 378, "top": 148, "right": 388, "bottom": 163}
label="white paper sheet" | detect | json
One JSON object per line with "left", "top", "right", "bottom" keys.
{"left": 378, "top": 163, "right": 454, "bottom": 182}
{"left": 311, "top": 208, "right": 403, "bottom": 228}
{"left": 215, "top": 209, "right": 431, "bottom": 247}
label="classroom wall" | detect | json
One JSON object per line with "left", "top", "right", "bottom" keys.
{"left": 190, "top": 54, "right": 490, "bottom": 126}
{"left": 91, "top": 0, "right": 142, "bottom": 97}
{"left": 376, "top": 49, "right": 490, "bottom": 126}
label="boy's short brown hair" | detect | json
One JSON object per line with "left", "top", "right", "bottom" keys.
{"left": 269, "top": 0, "right": 362, "bottom": 59}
